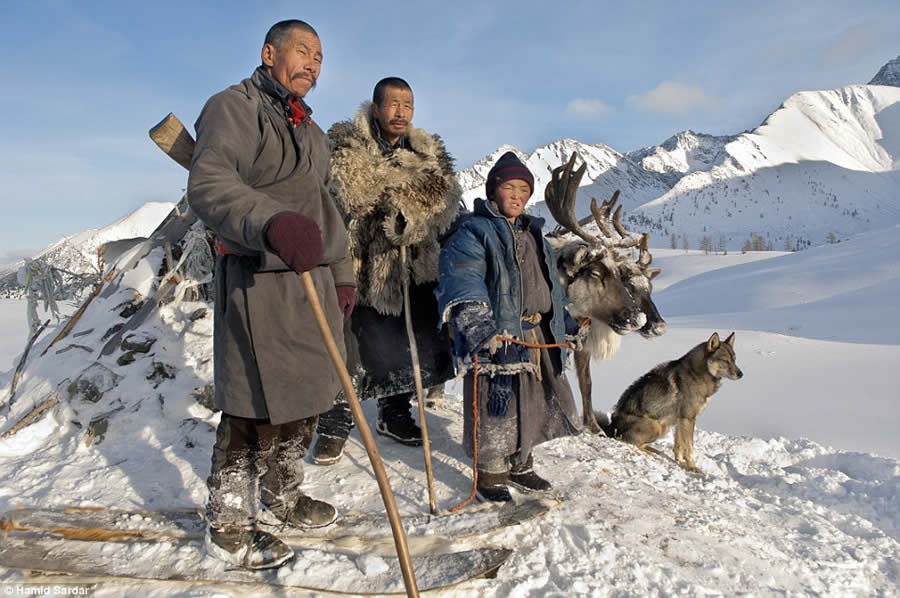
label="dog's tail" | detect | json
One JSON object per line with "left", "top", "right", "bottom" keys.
{"left": 593, "top": 410, "right": 615, "bottom": 437}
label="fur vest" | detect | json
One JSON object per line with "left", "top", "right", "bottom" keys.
{"left": 327, "top": 104, "right": 461, "bottom": 316}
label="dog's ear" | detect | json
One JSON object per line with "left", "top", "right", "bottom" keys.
{"left": 707, "top": 332, "right": 720, "bottom": 352}
{"left": 724, "top": 332, "right": 735, "bottom": 347}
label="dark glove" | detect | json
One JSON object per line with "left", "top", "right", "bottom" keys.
{"left": 485, "top": 343, "right": 523, "bottom": 417}
{"left": 265, "top": 212, "right": 323, "bottom": 273}
{"left": 450, "top": 303, "right": 497, "bottom": 357}
{"left": 336, "top": 285, "right": 355, "bottom": 321}
{"left": 487, "top": 374, "right": 513, "bottom": 417}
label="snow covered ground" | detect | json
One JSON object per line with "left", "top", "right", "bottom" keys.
{"left": 0, "top": 300, "right": 28, "bottom": 376}
{"left": 0, "top": 226, "right": 897, "bottom": 596}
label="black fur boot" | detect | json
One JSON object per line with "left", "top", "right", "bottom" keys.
{"left": 476, "top": 469, "right": 512, "bottom": 503}
{"left": 509, "top": 454, "right": 552, "bottom": 492}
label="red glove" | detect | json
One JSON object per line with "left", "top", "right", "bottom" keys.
{"left": 336, "top": 285, "right": 356, "bottom": 321}
{"left": 265, "top": 212, "right": 323, "bottom": 273}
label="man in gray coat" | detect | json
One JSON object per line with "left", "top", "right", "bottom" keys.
{"left": 187, "top": 19, "right": 355, "bottom": 570}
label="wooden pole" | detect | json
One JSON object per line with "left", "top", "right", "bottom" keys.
{"left": 399, "top": 245, "right": 438, "bottom": 514}
{"left": 300, "top": 272, "right": 419, "bottom": 597}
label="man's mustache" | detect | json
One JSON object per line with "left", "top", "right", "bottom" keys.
{"left": 390, "top": 119, "right": 408, "bottom": 126}
{"left": 292, "top": 73, "right": 317, "bottom": 87}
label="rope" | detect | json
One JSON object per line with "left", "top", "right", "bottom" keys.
{"left": 448, "top": 334, "right": 571, "bottom": 513}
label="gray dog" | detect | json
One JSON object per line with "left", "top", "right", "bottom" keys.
{"left": 599, "top": 332, "right": 743, "bottom": 472}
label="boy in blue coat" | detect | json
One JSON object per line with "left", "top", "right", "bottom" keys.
{"left": 436, "top": 152, "right": 582, "bottom": 502}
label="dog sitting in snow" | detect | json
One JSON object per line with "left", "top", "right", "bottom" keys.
{"left": 598, "top": 332, "right": 743, "bottom": 472}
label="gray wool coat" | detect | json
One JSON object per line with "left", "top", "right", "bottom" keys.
{"left": 187, "top": 68, "right": 354, "bottom": 424}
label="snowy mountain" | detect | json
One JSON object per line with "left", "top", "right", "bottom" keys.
{"left": 458, "top": 59, "right": 900, "bottom": 250}
{"left": 0, "top": 217, "right": 897, "bottom": 596}
{"left": 631, "top": 84, "right": 900, "bottom": 249}
{"left": 869, "top": 54, "right": 900, "bottom": 86}
{"left": 0, "top": 201, "right": 174, "bottom": 300}
{"left": 625, "top": 129, "right": 736, "bottom": 186}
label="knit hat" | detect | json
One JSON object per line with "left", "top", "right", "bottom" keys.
{"left": 485, "top": 151, "right": 534, "bottom": 199}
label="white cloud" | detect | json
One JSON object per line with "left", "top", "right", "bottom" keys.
{"left": 565, "top": 98, "right": 611, "bottom": 118}
{"left": 627, "top": 81, "right": 715, "bottom": 114}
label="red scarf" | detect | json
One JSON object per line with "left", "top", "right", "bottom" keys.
{"left": 287, "top": 97, "right": 309, "bottom": 127}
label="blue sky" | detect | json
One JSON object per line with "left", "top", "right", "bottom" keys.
{"left": 1, "top": 0, "right": 898, "bottom": 261}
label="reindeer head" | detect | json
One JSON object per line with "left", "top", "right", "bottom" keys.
{"left": 618, "top": 234, "right": 666, "bottom": 338}
{"left": 544, "top": 154, "right": 646, "bottom": 335}
{"left": 555, "top": 243, "right": 645, "bottom": 334}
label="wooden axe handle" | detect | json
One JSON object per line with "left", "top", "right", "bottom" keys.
{"left": 149, "top": 113, "right": 194, "bottom": 171}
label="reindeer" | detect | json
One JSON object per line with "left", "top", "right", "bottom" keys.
{"left": 543, "top": 154, "right": 666, "bottom": 434}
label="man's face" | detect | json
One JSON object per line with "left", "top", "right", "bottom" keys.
{"left": 372, "top": 87, "right": 414, "bottom": 143}
{"left": 494, "top": 179, "right": 532, "bottom": 222}
{"left": 261, "top": 28, "right": 322, "bottom": 97}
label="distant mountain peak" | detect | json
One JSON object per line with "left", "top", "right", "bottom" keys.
{"left": 869, "top": 55, "right": 900, "bottom": 87}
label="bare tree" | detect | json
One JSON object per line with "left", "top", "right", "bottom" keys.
{"left": 700, "top": 235, "right": 713, "bottom": 254}
{"left": 826, "top": 231, "right": 839, "bottom": 244}
{"left": 750, "top": 233, "right": 767, "bottom": 251}
{"left": 681, "top": 234, "right": 689, "bottom": 252}
{"left": 670, "top": 232, "right": 678, "bottom": 249}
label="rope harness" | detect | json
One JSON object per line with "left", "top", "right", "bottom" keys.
{"left": 448, "top": 316, "right": 574, "bottom": 513}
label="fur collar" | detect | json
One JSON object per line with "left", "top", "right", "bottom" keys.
{"left": 327, "top": 103, "right": 461, "bottom": 316}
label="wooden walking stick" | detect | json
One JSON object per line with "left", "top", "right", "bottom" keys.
{"left": 399, "top": 245, "right": 437, "bottom": 514}
{"left": 149, "top": 113, "right": 420, "bottom": 598}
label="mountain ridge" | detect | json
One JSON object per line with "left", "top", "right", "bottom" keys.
{"left": 458, "top": 79, "right": 900, "bottom": 250}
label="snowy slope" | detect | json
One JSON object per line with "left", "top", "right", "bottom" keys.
{"left": 0, "top": 219, "right": 898, "bottom": 596}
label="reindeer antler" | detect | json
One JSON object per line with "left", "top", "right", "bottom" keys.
{"left": 544, "top": 153, "right": 596, "bottom": 244}
{"left": 637, "top": 234, "right": 662, "bottom": 279}
{"left": 545, "top": 154, "right": 644, "bottom": 251}
{"left": 590, "top": 191, "right": 642, "bottom": 250}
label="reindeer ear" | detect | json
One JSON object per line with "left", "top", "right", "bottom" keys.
{"left": 724, "top": 332, "right": 735, "bottom": 347}
{"left": 647, "top": 268, "right": 661, "bottom": 281}
{"left": 707, "top": 332, "right": 720, "bottom": 352}
{"left": 570, "top": 246, "right": 590, "bottom": 276}
{"left": 558, "top": 245, "right": 585, "bottom": 279}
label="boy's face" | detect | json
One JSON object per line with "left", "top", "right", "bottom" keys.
{"left": 494, "top": 179, "right": 532, "bottom": 222}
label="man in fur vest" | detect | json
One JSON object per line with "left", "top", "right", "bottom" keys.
{"left": 310, "top": 77, "right": 461, "bottom": 463}
{"left": 187, "top": 20, "right": 354, "bottom": 569}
